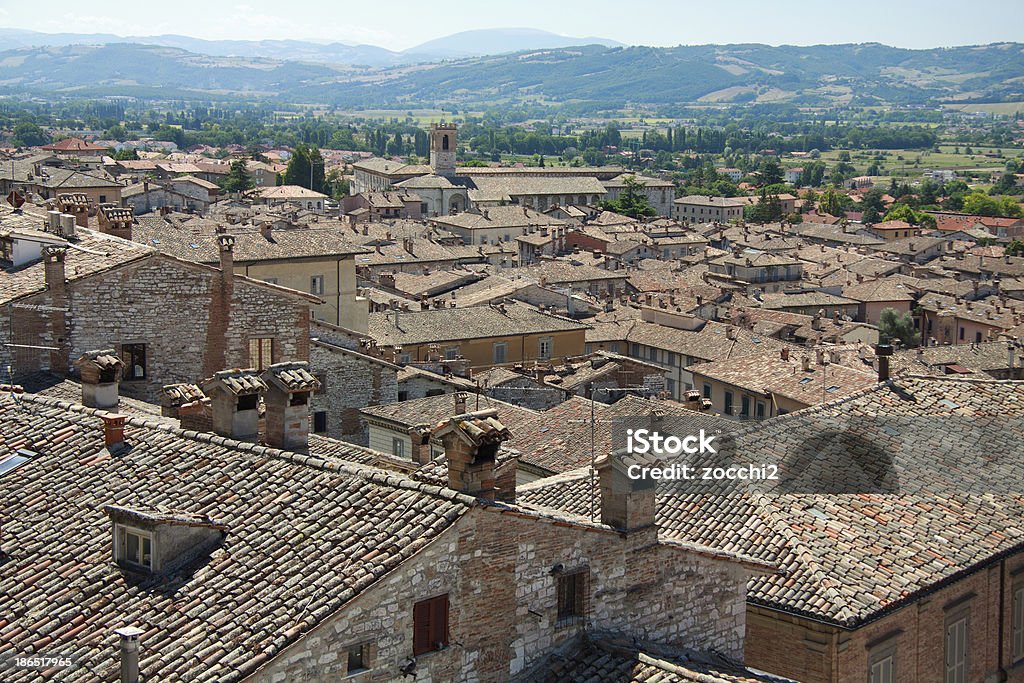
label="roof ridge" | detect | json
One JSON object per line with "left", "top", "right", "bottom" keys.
{"left": 14, "top": 393, "right": 478, "bottom": 506}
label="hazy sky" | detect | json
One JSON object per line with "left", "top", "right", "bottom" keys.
{"left": 1, "top": 0, "right": 1022, "bottom": 50}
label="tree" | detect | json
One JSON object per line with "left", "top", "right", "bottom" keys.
{"left": 222, "top": 160, "right": 254, "bottom": 193}
{"left": 878, "top": 308, "right": 920, "bottom": 348}
{"left": 883, "top": 203, "right": 937, "bottom": 228}
{"left": 113, "top": 148, "right": 139, "bottom": 161}
{"left": 962, "top": 191, "right": 1022, "bottom": 218}
{"left": 599, "top": 175, "right": 656, "bottom": 218}
{"left": 819, "top": 188, "right": 847, "bottom": 217}
{"left": 325, "top": 168, "right": 350, "bottom": 199}
{"left": 283, "top": 144, "right": 325, "bottom": 193}
{"left": 759, "top": 158, "right": 783, "bottom": 186}
{"left": 12, "top": 122, "right": 49, "bottom": 147}
{"left": 1006, "top": 240, "right": 1024, "bottom": 257}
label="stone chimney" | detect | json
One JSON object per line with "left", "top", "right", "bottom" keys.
{"left": 434, "top": 408, "right": 511, "bottom": 500}
{"left": 875, "top": 343, "right": 893, "bottom": 382}
{"left": 780, "top": 347, "right": 790, "bottom": 361}
{"left": 260, "top": 361, "right": 321, "bottom": 452}
{"left": 801, "top": 356, "right": 811, "bottom": 372}
{"left": 202, "top": 369, "right": 267, "bottom": 442}
{"left": 74, "top": 349, "right": 124, "bottom": 409}
{"left": 597, "top": 448, "right": 657, "bottom": 533}
{"left": 115, "top": 626, "right": 144, "bottom": 683}
{"left": 454, "top": 392, "right": 467, "bottom": 414}
{"left": 217, "top": 234, "right": 235, "bottom": 285}
{"left": 160, "top": 383, "right": 206, "bottom": 418}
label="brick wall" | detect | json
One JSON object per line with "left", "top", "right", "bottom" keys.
{"left": 746, "top": 550, "right": 1024, "bottom": 683}
{"left": 253, "top": 507, "right": 751, "bottom": 682}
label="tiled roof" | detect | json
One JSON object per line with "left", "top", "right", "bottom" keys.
{"left": 361, "top": 392, "right": 537, "bottom": 433}
{"left": 522, "top": 260, "right": 628, "bottom": 284}
{"left": 521, "top": 635, "right": 790, "bottom": 683}
{"left": 623, "top": 320, "right": 791, "bottom": 364}
{"left": 204, "top": 369, "right": 266, "bottom": 395}
{"left": 367, "top": 302, "right": 589, "bottom": 346}
{"left": 262, "top": 361, "right": 320, "bottom": 392}
{"left": 257, "top": 185, "right": 328, "bottom": 200}
{"left": 761, "top": 291, "right": 859, "bottom": 310}
{"left": 75, "top": 349, "right": 123, "bottom": 370}
{"left": 0, "top": 392, "right": 474, "bottom": 681}
{"left": 432, "top": 206, "right": 565, "bottom": 231}
{"left": 1, "top": 220, "right": 154, "bottom": 305}
{"left": 674, "top": 195, "right": 747, "bottom": 208}
{"left": 840, "top": 278, "right": 915, "bottom": 302}
{"left": 470, "top": 175, "right": 607, "bottom": 197}
{"left": 519, "top": 376, "right": 1024, "bottom": 627}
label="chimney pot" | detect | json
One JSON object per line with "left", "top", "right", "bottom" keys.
{"left": 115, "top": 626, "right": 144, "bottom": 683}
{"left": 102, "top": 414, "right": 128, "bottom": 450}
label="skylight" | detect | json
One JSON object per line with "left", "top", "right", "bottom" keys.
{"left": 0, "top": 448, "right": 37, "bottom": 477}
{"left": 798, "top": 377, "right": 813, "bottom": 385}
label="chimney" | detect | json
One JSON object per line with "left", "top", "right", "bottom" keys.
{"left": 435, "top": 409, "right": 512, "bottom": 500}
{"left": 780, "top": 347, "right": 790, "bottom": 361}
{"left": 801, "top": 356, "right": 811, "bottom": 372}
{"left": 217, "top": 234, "right": 235, "bottom": 286}
{"left": 260, "top": 361, "right": 321, "bottom": 451}
{"left": 454, "top": 392, "right": 467, "bottom": 414}
{"left": 875, "top": 344, "right": 893, "bottom": 382}
{"left": 259, "top": 221, "right": 272, "bottom": 240}
{"left": 115, "top": 626, "right": 144, "bottom": 683}
{"left": 74, "top": 349, "right": 124, "bottom": 409}
{"left": 409, "top": 425, "right": 433, "bottom": 465}
{"left": 598, "top": 448, "right": 656, "bottom": 533}
{"left": 43, "top": 245, "right": 68, "bottom": 296}
{"left": 203, "top": 369, "right": 267, "bottom": 443}
{"left": 102, "top": 414, "right": 128, "bottom": 450}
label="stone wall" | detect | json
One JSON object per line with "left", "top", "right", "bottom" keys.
{"left": 252, "top": 507, "right": 750, "bottom": 683}
{"left": 5, "top": 255, "right": 311, "bottom": 401}
{"left": 310, "top": 342, "right": 397, "bottom": 443}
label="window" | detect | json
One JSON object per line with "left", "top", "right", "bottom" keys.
{"left": 346, "top": 643, "right": 370, "bottom": 674}
{"left": 116, "top": 525, "right": 153, "bottom": 570}
{"left": 539, "top": 337, "right": 553, "bottom": 360}
{"left": 959, "top": 326, "right": 965, "bottom": 341}
{"left": 493, "top": 342, "right": 508, "bottom": 365}
{"left": 413, "top": 594, "right": 449, "bottom": 656}
{"left": 99, "top": 195, "right": 107, "bottom": 203}
{"left": 945, "top": 616, "right": 967, "bottom": 683}
{"left": 249, "top": 337, "right": 274, "bottom": 370}
{"left": 703, "top": 384, "right": 712, "bottom": 399}
{"left": 122, "top": 343, "right": 147, "bottom": 381}
{"left": 313, "top": 411, "right": 327, "bottom": 434}
{"left": 869, "top": 654, "right": 894, "bottom": 683}
{"left": 397, "top": 390, "right": 409, "bottom": 401}
{"left": 975, "top": 331, "right": 982, "bottom": 343}
{"left": 609, "top": 343, "right": 619, "bottom": 354}
{"left": 557, "top": 569, "right": 587, "bottom": 626}
{"left": 444, "top": 347, "right": 459, "bottom": 361}
{"left": 1013, "top": 586, "right": 1024, "bottom": 662}
{"left": 741, "top": 396, "right": 750, "bottom": 417}
{"left": 392, "top": 437, "right": 405, "bottom": 458}
{"left": 724, "top": 391, "right": 733, "bottom": 416}
{"left": 310, "top": 274, "right": 324, "bottom": 295}
{"left": 399, "top": 353, "right": 411, "bottom": 364}
{"left": 755, "top": 401, "right": 766, "bottom": 419}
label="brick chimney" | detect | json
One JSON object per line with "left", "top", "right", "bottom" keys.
{"left": 409, "top": 424, "right": 433, "bottom": 465}
{"left": 260, "top": 361, "right": 321, "bottom": 452}
{"left": 203, "top": 369, "right": 267, "bottom": 442}
{"left": 74, "top": 349, "right": 124, "bottom": 409}
{"left": 434, "top": 408, "right": 511, "bottom": 500}
{"left": 597, "top": 448, "right": 657, "bottom": 533}
{"left": 57, "top": 193, "right": 90, "bottom": 228}
{"left": 115, "top": 626, "right": 144, "bottom": 683}
{"left": 97, "top": 204, "right": 132, "bottom": 239}
{"left": 102, "top": 414, "right": 128, "bottom": 450}
{"left": 217, "top": 233, "right": 235, "bottom": 285}
{"left": 43, "top": 245, "right": 67, "bottom": 296}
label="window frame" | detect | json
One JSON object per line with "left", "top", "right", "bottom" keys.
{"left": 392, "top": 437, "right": 405, "bottom": 458}
{"left": 310, "top": 274, "right": 325, "bottom": 296}
{"left": 944, "top": 611, "right": 969, "bottom": 683}
{"left": 412, "top": 593, "right": 449, "bottom": 657}
{"left": 345, "top": 642, "right": 372, "bottom": 676}
{"left": 538, "top": 336, "right": 553, "bottom": 360}
{"left": 115, "top": 523, "right": 154, "bottom": 571}
{"left": 248, "top": 337, "right": 274, "bottom": 371}
{"left": 121, "top": 343, "right": 147, "bottom": 381}
{"left": 493, "top": 341, "right": 508, "bottom": 365}
{"left": 556, "top": 568, "right": 589, "bottom": 627}
{"left": 313, "top": 411, "right": 327, "bottom": 434}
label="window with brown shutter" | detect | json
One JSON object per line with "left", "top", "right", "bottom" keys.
{"left": 413, "top": 594, "right": 449, "bottom": 656}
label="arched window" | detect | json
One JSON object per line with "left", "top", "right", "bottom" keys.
{"left": 442, "top": 135, "right": 449, "bottom": 151}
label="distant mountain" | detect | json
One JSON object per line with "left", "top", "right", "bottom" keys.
{"left": 0, "top": 27, "right": 623, "bottom": 67}
{"left": 404, "top": 28, "right": 623, "bottom": 60}
{"left": 0, "top": 41, "right": 1021, "bottom": 110}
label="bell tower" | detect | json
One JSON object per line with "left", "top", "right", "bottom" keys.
{"left": 429, "top": 123, "right": 457, "bottom": 177}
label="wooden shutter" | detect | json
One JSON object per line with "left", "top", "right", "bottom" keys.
{"left": 413, "top": 599, "right": 432, "bottom": 656}
{"left": 430, "top": 594, "right": 449, "bottom": 650}
{"left": 413, "top": 594, "right": 448, "bottom": 656}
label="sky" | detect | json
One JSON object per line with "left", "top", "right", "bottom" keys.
{"left": 1, "top": 0, "right": 1022, "bottom": 51}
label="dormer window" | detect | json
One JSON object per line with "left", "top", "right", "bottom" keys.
{"left": 116, "top": 524, "right": 153, "bottom": 571}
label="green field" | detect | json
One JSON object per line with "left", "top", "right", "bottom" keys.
{"left": 944, "top": 102, "right": 1024, "bottom": 115}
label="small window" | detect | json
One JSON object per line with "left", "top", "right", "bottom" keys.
{"left": 122, "top": 343, "right": 147, "bottom": 381}
{"left": 1013, "top": 586, "right": 1024, "bottom": 662}
{"left": 399, "top": 353, "right": 412, "bottom": 364}
{"left": 397, "top": 390, "right": 409, "bottom": 401}
{"left": 392, "top": 437, "right": 405, "bottom": 458}
{"left": 99, "top": 195, "right": 107, "bottom": 203}
{"left": 703, "top": 384, "right": 712, "bottom": 399}
{"left": 975, "top": 331, "right": 982, "bottom": 343}
{"left": 237, "top": 393, "right": 259, "bottom": 411}
{"left": 539, "top": 337, "right": 553, "bottom": 360}
{"left": 724, "top": 391, "right": 733, "bottom": 415}
{"left": 413, "top": 594, "right": 449, "bottom": 656}
{"left": 493, "top": 342, "right": 508, "bottom": 365}
{"left": 444, "top": 347, "right": 459, "bottom": 361}
{"left": 249, "top": 337, "right": 273, "bottom": 371}
{"left": 117, "top": 525, "right": 153, "bottom": 570}
{"left": 959, "top": 327, "right": 965, "bottom": 341}
{"left": 945, "top": 616, "right": 967, "bottom": 683}
{"left": 313, "top": 411, "right": 327, "bottom": 434}
{"left": 609, "top": 343, "right": 619, "bottom": 354}
{"left": 556, "top": 569, "right": 587, "bottom": 626}
{"left": 870, "top": 654, "right": 894, "bottom": 683}
{"left": 741, "top": 395, "right": 750, "bottom": 417}
{"left": 310, "top": 274, "right": 324, "bottom": 295}
{"left": 755, "top": 401, "right": 766, "bottom": 419}
{"left": 346, "top": 643, "right": 370, "bottom": 674}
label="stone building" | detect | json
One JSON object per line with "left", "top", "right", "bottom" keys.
{"left": 310, "top": 338, "right": 399, "bottom": 443}
{"left": 2, "top": 213, "right": 318, "bottom": 401}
